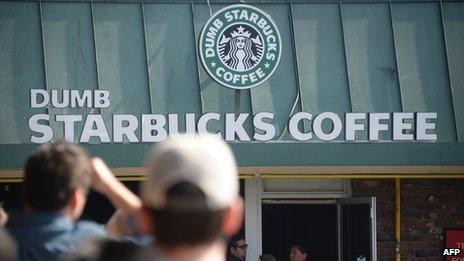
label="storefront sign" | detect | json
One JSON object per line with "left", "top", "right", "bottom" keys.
{"left": 28, "top": 89, "right": 438, "bottom": 144}
{"left": 199, "top": 4, "right": 281, "bottom": 89}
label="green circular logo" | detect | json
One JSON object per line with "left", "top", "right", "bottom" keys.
{"left": 199, "top": 4, "right": 282, "bottom": 90}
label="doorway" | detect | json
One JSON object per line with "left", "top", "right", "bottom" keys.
{"left": 244, "top": 178, "right": 376, "bottom": 261}
{"left": 262, "top": 202, "right": 338, "bottom": 260}
{"left": 261, "top": 199, "right": 376, "bottom": 261}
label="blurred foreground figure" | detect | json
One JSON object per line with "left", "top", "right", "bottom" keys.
{"left": 6, "top": 141, "right": 142, "bottom": 261}
{"left": 138, "top": 135, "right": 244, "bottom": 261}
{"left": 0, "top": 202, "right": 8, "bottom": 226}
{"left": 0, "top": 227, "right": 17, "bottom": 261}
{"left": 64, "top": 238, "right": 156, "bottom": 261}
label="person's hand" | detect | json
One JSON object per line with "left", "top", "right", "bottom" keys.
{"left": 88, "top": 157, "right": 142, "bottom": 218}
{"left": 89, "top": 157, "right": 117, "bottom": 195}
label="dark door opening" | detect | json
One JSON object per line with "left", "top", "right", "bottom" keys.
{"left": 340, "top": 199, "right": 374, "bottom": 261}
{"left": 262, "top": 203, "right": 338, "bottom": 261}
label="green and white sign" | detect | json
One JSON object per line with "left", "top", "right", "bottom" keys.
{"left": 199, "top": 4, "right": 282, "bottom": 89}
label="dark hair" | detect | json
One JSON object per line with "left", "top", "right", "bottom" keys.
{"left": 22, "top": 141, "right": 91, "bottom": 212}
{"left": 149, "top": 182, "right": 225, "bottom": 247}
{"left": 290, "top": 240, "right": 310, "bottom": 257}
{"left": 227, "top": 233, "right": 245, "bottom": 257}
{"left": 228, "top": 233, "right": 245, "bottom": 248}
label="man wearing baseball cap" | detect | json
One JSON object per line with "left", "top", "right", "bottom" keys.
{"left": 138, "top": 135, "right": 244, "bottom": 261}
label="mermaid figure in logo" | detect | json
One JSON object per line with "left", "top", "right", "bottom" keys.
{"left": 229, "top": 36, "right": 254, "bottom": 71}
{"left": 219, "top": 26, "right": 262, "bottom": 72}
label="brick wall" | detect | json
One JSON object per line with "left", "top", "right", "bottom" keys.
{"left": 352, "top": 179, "right": 464, "bottom": 261}
{"left": 352, "top": 180, "right": 396, "bottom": 260}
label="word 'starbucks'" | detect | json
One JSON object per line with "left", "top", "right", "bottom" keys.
{"left": 199, "top": 4, "right": 282, "bottom": 89}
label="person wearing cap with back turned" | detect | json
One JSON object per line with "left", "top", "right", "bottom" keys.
{"left": 137, "top": 134, "right": 244, "bottom": 261}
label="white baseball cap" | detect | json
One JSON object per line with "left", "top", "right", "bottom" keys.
{"left": 141, "top": 135, "right": 239, "bottom": 210}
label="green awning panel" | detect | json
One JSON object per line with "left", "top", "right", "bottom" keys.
{"left": 42, "top": 2, "right": 98, "bottom": 142}
{"left": 392, "top": 2, "right": 456, "bottom": 142}
{"left": 443, "top": 3, "right": 464, "bottom": 142}
{"left": 0, "top": 2, "right": 46, "bottom": 144}
{"left": 0, "top": 1, "right": 463, "bottom": 168}
{"left": 293, "top": 4, "right": 351, "bottom": 140}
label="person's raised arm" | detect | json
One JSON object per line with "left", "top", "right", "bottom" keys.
{"left": 89, "top": 157, "right": 142, "bottom": 235}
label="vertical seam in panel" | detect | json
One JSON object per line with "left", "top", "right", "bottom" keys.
{"left": 339, "top": 2, "right": 354, "bottom": 113}
{"left": 247, "top": 89, "right": 254, "bottom": 117}
{"left": 141, "top": 2, "right": 154, "bottom": 114}
{"left": 388, "top": 1, "right": 404, "bottom": 112}
{"left": 191, "top": 3, "right": 205, "bottom": 114}
{"left": 90, "top": 1, "right": 102, "bottom": 114}
{"left": 439, "top": 1, "right": 460, "bottom": 141}
{"left": 289, "top": 3, "right": 303, "bottom": 113}
{"left": 38, "top": 0, "right": 50, "bottom": 116}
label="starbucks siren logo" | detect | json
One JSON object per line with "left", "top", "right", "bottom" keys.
{"left": 199, "top": 4, "right": 282, "bottom": 89}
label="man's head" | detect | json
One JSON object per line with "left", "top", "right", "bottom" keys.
{"left": 228, "top": 236, "right": 247, "bottom": 260}
{"left": 23, "top": 141, "right": 91, "bottom": 218}
{"left": 140, "top": 135, "right": 243, "bottom": 249}
{"left": 289, "top": 241, "right": 310, "bottom": 261}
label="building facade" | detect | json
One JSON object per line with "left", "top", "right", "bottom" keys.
{"left": 0, "top": 1, "right": 463, "bottom": 260}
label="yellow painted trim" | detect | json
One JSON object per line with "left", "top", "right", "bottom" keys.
{"left": 239, "top": 174, "right": 255, "bottom": 180}
{"left": 0, "top": 169, "right": 23, "bottom": 178}
{"left": 0, "top": 166, "right": 464, "bottom": 178}
{"left": 0, "top": 174, "right": 255, "bottom": 183}
{"left": 116, "top": 176, "right": 147, "bottom": 182}
{"left": 240, "top": 166, "right": 464, "bottom": 174}
{"left": 395, "top": 178, "right": 401, "bottom": 261}
{"left": 1, "top": 167, "right": 463, "bottom": 179}
{"left": 111, "top": 167, "right": 146, "bottom": 176}
{"left": 0, "top": 178, "right": 23, "bottom": 183}
{"left": 260, "top": 174, "right": 464, "bottom": 179}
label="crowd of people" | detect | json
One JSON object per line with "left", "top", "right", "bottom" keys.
{"left": 0, "top": 135, "right": 310, "bottom": 261}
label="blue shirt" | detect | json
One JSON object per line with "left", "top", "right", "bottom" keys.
{"left": 6, "top": 211, "right": 106, "bottom": 261}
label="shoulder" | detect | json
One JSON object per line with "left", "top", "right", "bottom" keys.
{"left": 74, "top": 220, "right": 106, "bottom": 237}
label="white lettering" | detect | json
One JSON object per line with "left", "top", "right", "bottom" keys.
{"left": 225, "top": 12, "right": 233, "bottom": 22}
{"left": 206, "top": 48, "right": 215, "bottom": 58}
{"left": 30, "top": 89, "right": 49, "bottom": 108}
{"left": 168, "top": 113, "right": 196, "bottom": 135}
{"left": 257, "top": 18, "right": 267, "bottom": 29}
{"left": 225, "top": 113, "right": 250, "bottom": 141}
{"left": 70, "top": 90, "right": 93, "bottom": 108}
{"left": 197, "top": 113, "right": 221, "bottom": 138}
{"left": 313, "top": 112, "right": 342, "bottom": 141}
{"left": 213, "top": 18, "right": 223, "bottom": 29}
{"left": 369, "top": 113, "right": 390, "bottom": 141}
{"left": 113, "top": 114, "right": 139, "bottom": 143}
{"left": 56, "top": 115, "right": 82, "bottom": 142}
{"left": 141, "top": 114, "right": 167, "bottom": 142}
{"left": 345, "top": 113, "right": 366, "bottom": 141}
{"left": 253, "top": 112, "right": 275, "bottom": 141}
{"left": 416, "top": 112, "right": 437, "bottom": 141}
{"left": 249, "top": 13, "right": 259, "bottom": 23}
{"left": 51, "top": 89, "right": 69, "bottom": 109}
{"left": 80, "top": 114, "right": 111, "bottom": 143}
{"left": 94, "top": 90, "right": 110, "bottom": 108}
{"left": 29, "top": 114, "right": 53, "bottom": 144}
{"left": 393, "top": 113, "right": 414, "bottom": 140}
{"left": 289, "top": 112, "right": 313, "bottom": 141}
